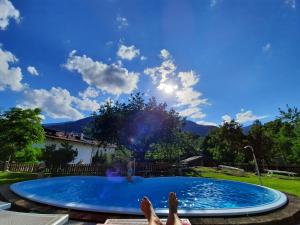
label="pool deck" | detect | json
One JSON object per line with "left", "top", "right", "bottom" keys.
{"left": 1, "top": 184, "right": 300, "bottom": 225}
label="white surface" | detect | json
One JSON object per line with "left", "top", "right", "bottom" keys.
{"left": 0, "top": 210, "right": 68, "bottom": 225}
{"left": 35, "top": 138, "right": 115, "bottom": 164}
{"left": 0, "top": 201, "right": 11, "bottom": 210}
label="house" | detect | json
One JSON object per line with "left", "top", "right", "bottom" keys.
{"left": 36, "top": 128, "right": 115, "bottom": 164}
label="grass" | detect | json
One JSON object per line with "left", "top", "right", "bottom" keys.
{"left": 0, "top": 168, "right": 299, "bottom": 197}
{"left": 0, "top": 172, "right": 37, "bottom": 185}
{"left": 185, "top": 167, "right": 300, "bottom": 197}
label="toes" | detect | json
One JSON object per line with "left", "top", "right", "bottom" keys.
{"left": 169, "top": 192, "right": 176, "bottom": 200}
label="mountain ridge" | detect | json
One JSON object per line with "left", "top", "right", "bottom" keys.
{"left": 44, "top": 116, "right": 217, "bottom": 137}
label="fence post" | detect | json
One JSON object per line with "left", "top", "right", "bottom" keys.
{"left": 4, "top": 161, "right": 10, "bottom": 171}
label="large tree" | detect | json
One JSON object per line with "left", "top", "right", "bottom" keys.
{"left": 89, "top": 93, "right": 184, "bottom": 160}
{"left": 0, "top": 108, "right": 44, "bottom": 161}
{"left": 202, "top": 120, "right": 246, "bottom": 164}
{"left": 247, "top": 120, "right": 273, "bottom": 163}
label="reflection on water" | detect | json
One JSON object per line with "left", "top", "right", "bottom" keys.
{"left": 11, "top": 176, "right": 278, "bottom": 211}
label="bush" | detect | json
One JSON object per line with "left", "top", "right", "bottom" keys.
{"left": 42, "top": 142, "right": 78, "bottom": 166}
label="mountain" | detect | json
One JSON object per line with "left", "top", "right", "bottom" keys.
{"left": 44, "top": 117, "right": 95, "bottom": 134}
{"left": 44, "top": 117, "right": 217, "bottom": 137}
{"left": 242, "top": 125, "right": 252, "bottom": 134}
{"left": 182, "top": 120, "right": 217, "bottom": 136}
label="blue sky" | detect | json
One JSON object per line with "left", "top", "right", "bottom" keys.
{"left": 0, "top": 0, "right": 299, "bottom": 126}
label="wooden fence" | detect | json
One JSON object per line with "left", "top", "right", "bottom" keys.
{"left": 1, "top": 162, "right": 299, "bottom": 175}
{"left": 1, "top": 162, "right": 178, "bottom": 176}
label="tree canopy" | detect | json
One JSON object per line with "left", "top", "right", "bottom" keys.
{"left": 42, "top": 142, "right": 78, "bottom": 166}
{"left": 202, "top": 105, "right": 300, "bottom": 166}
{"left": 0, "top": 108, "right": 44, "bottom": 161}
{"left": 89, "top": 93, "right": 186, "bottom": 160}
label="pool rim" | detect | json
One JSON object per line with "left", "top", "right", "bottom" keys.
{"left": 10, "top": 176, "right": 288, "bottom": 217}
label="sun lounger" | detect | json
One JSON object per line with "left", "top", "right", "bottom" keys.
{"left": 265, "top": 169, "right": 297, "bottom": 177}
{"left": 0, "top": 210, "right": 68, "bottom": 225}
{"left": 0, "top": 201, "right": 11, "bottom": 210}
{"left": 218, "top": 165, "right": 245, "bottom": 176}
{"left": 104, "top": 218, "right": 191, "bottom": 225}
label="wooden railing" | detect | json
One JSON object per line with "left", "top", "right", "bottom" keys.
{"left": 8, "top": 163, "right": 39, "bottom": 173}
{"left": 2, "top": 162, "right": 177, "bottom": 176}
{"left": 1, "top": 162, "right": 299, "bottom": 175}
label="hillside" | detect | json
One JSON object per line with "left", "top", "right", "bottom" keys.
{"left": 44, "top": 117, "right": 217, "bottom": 137}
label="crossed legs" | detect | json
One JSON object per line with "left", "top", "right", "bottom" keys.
{"left": 140, "top": 192, "right": 182, "bottom": 225}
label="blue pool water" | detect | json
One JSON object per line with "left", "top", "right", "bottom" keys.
{"left": 10, "top": 176, "right": 287, "bottom": 216}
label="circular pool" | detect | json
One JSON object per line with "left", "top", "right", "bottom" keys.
{"left": 10, "top": 176, "right": 287, "bottom": 216}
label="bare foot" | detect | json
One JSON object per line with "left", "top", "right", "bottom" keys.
{"left": 140, "top": 196, "right": 163, "bottom": 225}
{"left": 169, "top": 192, "right": 178, "bottom": 214}
{"left": 167, "top": 192, "right": 182, "bottom": 225}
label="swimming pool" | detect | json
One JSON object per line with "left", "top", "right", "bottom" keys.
{"left": 10, "top": 176, "right": 287, "bottom": 216}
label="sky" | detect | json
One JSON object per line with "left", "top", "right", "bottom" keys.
{"left": 0, "top": 0, "right": 299, "bottom": 126}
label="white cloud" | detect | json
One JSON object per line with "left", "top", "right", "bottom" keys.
{"left": 20, "top": 87, "right": 84, "bottom": 120}
{"left": 79, "top": 86, "right": 100, "bottom": 99}
{"left": 27, "top": 66, "right": 39, "bottom": 76}
{"left": 64, "top": 50, "right": 139, "bottom": 95}
{"left": 73, "top": 97, "right": 100, "bottom": 112}
{"left": 140, "top": 56, "right": 147, "bottom": 61}
{"left": 190, "top": 112, "right": 206, "bottom": 119}
{"left": 145, "top": 49, "right": 208, "bottom": 123}
{"left": 236, "top": 109, "right": 267, "bottom": 124}
{"left": 0, "top": 47, "right": 24, "bottom": 91}
{"left": 38, "top": 114, "right": 45, "bottom": 121}
{"left": 210, "top": 0, "right": 218, "bottom": 8}
{"left": 116, "top": 16, "right": 128, "bottom": 29}
{"left": 175, "top": 88, "right": 208, "bottom": 107}
{"left": 222, "top": 114, "right": 232, "bottom": 123}
{"left": 178, "top": 107, "right": 200, "bottom": 117}
{"left": 178, "top": 71, "right": 199, "bottom": 88}
{"left": 262, "top": 43, "right": 271, "bottom": 53}
{"left": 105, "top": 41, "right": 113, "bottom": 46}
{"left": 0, "top": 0, "right": 20, "bottom": 30}
{"left": 285, "top": 0, "right": 296, "bottom": 9}
{"left": 117, "top": 44, "right": 140, "bottom": 60}
{"left": 222, "top": 109, "right": 268, "bottom": 124}
{"left": 144, "top": 58, "right": 176, "bottom": 84}
{"left": 160, "top": 49, "right": 171, "bottom": 60}
{"left": 196, "top": 120, "right": 218, "bottom": 126}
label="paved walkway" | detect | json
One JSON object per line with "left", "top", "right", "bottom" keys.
{"left": 68, "top": 221, "right": 96, "bottom": 225}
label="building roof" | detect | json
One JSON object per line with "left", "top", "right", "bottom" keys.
{"left": 44, "top": 128, "right": 115, "bottom": 147}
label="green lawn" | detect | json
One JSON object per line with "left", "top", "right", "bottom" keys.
{"left": 0, "top": 172, "right": 37, "bottom": 185}
{"left": 185, "top": 167, "right": 300, "bottom": 197}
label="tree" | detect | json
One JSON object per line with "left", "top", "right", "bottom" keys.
{"left": 202, "top": 120, "right": 246, "bottom": 164}
{"left": 146, "top": 131, "right": 203, "bottom": 162}
{"left": 279, "top": 105, "right": 300, "bottom": 125}
{"left": 247, "top": 120, "right": 273, "bottom": 163}
{"left": 92, "top": 150, "right": 106, "bottom": 164}
{"left": 0, "top": 108, "right": 44, "bottom": 161}
{"left": 264, "top": 106, "right": 299, "bottom": 164}
{"left": 146, "top": 142, "right": 181, "bottom": 162}
{"left": 89, "top": 93, "right": 184, "bottom": 160}
{"left": 112, "top": 145, "right": 133, "bottom": 162}
{"left": 291, "top": 123, "right": 300, "bottom": 164}
{"left": 42, "top": 142, "right": 78, "bottom": 166}
{"left": 15, "top": 146, "right": 42, "bottom": 163}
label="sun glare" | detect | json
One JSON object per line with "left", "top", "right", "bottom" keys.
{"left": 158, "top": 83, "right": 178, "bottom": 94}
